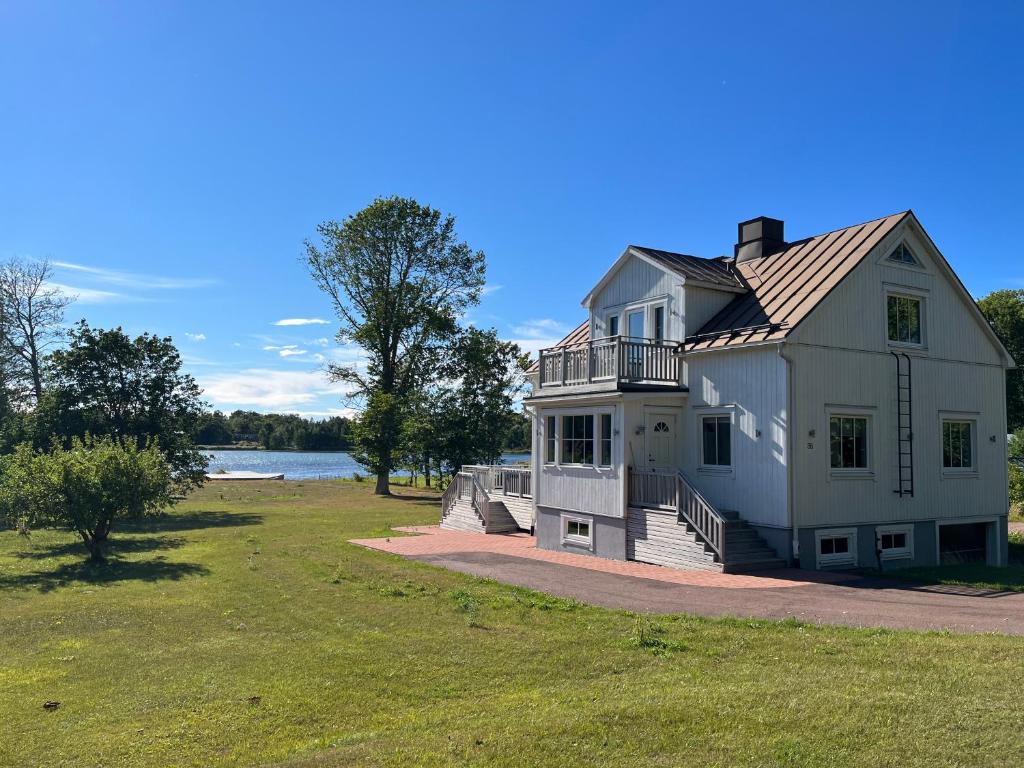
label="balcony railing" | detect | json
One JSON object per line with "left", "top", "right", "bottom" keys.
{"left": 537, "top": 336, "right": 681, "bottom": 389}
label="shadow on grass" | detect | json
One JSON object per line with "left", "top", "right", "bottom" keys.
{"left": 13, "top": 535, "right": 188, "bottom": 560}
{"left": 121, "top": 510, "right": 264, "bottom": 533}
{"left": 0, "top": 555, "right": 210, "bottom": 593}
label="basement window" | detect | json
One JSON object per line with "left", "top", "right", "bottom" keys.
{"left": 562, "top": 515, "right": 593, "bottom": 548}
{"left": 877, "top": 525, "right": 913, "bottom": 561}
{"left": 816, "top": 528, "right": 857, "bottom": 567}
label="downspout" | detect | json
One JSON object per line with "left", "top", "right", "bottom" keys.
{"left": 523, "top": 403, "right": 539, "bottom": 534}
{"left": 778, "top": 343, "right": 798, "bottom": 565}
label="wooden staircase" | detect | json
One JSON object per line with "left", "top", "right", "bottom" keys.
{"left": 440, "top": 470, "right": 522, "bottom": 534}
{"left": 629, "top": 469, "right": 786, "bottom": 573}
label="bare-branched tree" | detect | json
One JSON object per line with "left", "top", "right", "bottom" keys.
{"left": 0, "top": 257, "right": 74, "bottom": 404}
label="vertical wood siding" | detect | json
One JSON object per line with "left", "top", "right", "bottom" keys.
{"left": 590, "top": 256, "right": 683, "bottom": 340}
{"left": 680, "top": 347, "right": 790, "bottom": 528}
{"left": 789, "top": 221, "right": 1010, "bottom": 527}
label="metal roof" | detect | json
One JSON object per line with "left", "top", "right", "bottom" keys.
{"left": 686, "top": 211, "right": 910, "bottom": 351}
{"left": 629, "top": 246, "right": 745, "bottom": 290}
{"left": 524, "top": 320, "right": 589, "bottom": 374}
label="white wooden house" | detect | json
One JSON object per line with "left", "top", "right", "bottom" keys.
{"left": 441, "top": 212, "right": 1016, "bottom": 572}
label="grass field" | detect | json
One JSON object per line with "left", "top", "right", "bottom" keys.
{"left": 2, "top": 480, "right": 1024, "bottom": 767}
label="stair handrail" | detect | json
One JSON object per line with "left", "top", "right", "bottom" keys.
{"left": 469, "top": 471, "right": 490, "bottom": 528}
{"left": 440, "top": 471, "right": 472, "bottom": 518}
{"left": 675, "top": 470, "right": 727, "bottom": 563}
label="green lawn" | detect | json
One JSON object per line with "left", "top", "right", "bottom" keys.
{"left": 874, "top": 532, "right": 1024, "bottom": 593}
{"left": 2, "top": 481, "right": 1024, "bottom": 767}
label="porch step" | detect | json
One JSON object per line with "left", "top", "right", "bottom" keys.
{"left": 440, "top": 499, "right": 486, "bottom": 534}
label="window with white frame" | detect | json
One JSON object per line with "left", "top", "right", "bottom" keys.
{"left": 887, "top": 293, "right": 923, "bottom": 345}
{"left": 700, "top": 415, "right": 732, "bottom": 467}
{"left": 876, "top": 525, "right": 913, "bottom": 560}
{"left": 561, "top": 414, "right": 594, "bottom": 465}
{"left": 607, "top": 314, "right": 620, "bottom": 337}
{"left": 942, "top": 419, "right": 974, "bottom": 471}
{"left": 653, "top": 305, "right": 665, "bottom": 341}
{"left": 562, "top": 515, "right": 592, "bottom": 547}
{"left": 816, "top": 529, "right": 857, "bottom": 567}
{"left": 887, "top": 242, "right": 920, "bottom": 266}
{"left": 829, "top": 415, "right": 869, "bottom": 470}
{"left": 544, "top": 416, "right": 556, "bottom": 464}
{"left": 599, "top": 413, "right": 612, "bottom": 467}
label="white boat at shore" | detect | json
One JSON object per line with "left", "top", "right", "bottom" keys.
{"left": 206, "top": 471, "right": 285, "bottom": 481}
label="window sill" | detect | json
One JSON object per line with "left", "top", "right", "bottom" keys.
{"left": 818, "top": 556, "right": 856, "bottom": 568}
{"left": 698, "top": 466, "right": 734, "bottom": 476}
{"left": 829, "top": 470, "right": 875, "bottom": 481}
{"left": 941, "top": 470, "right": 978, "bottom": 480}
{"left": 562, "top": 537, "right": 593, "bottom": 551}
{"left": 887, "top": 341, "right": 927, "bottom": 352}
{"left": 880, "top": 550, "right": 913, "bottom": 561}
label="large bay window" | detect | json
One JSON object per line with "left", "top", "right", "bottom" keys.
{"left": 543, "top": 410, "right": 614, "bottom": 467}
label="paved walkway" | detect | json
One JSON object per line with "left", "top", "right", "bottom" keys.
{"left": 351, "top": 526, "right": 1024, "bottom": 635}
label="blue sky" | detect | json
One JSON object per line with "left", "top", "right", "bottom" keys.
{"left": 1, "top": 1, "right": 1021, "bottom": 417}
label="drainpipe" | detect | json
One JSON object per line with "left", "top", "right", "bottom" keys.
{"left": 523, "top": 403, "right": 538, "bottom": 535}
{"left": 778, "top": 343, "right": 798, "bottom": 566}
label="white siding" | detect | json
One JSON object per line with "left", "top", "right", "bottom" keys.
{"left": 788, "top": 345, "right": 1009, "bottom": 527}
{"left": 590, "top": 256, "right": 684, "bottom": 341}
{"left": 679, "top": 346, "right": 790, "bottom": 528}
{"left": 535, "top": 403, "right": 625, "bottom": 518}
{"left": 788, "top": 219, "right": 1010, "bottom": 528}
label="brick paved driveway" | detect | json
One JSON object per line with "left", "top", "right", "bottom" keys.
{"left": 351, "top": 526, "right": 1024, "bottom": 635}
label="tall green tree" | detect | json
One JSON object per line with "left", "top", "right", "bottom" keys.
{"left": 39, "top": 322, "right": 208, "bottom": 491}
{"left": 305, "top": 196, "right": 485, "bottom": 494}
{"left": 978, "top": 288, "right": 1024, "bottom": 431}
{"left": 430, "top": 328, "right": 528, "bottom": 477}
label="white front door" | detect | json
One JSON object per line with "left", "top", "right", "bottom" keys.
{"left": 644, "top": 411, "right": 677, "bottom": 468}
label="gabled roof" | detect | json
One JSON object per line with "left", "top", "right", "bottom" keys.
{"left": 525, "top": 320, "right": 589, "bottom": 374}
{"left": 629, "top": 246, "right": 745, "bottom": 290}
{"left": 686, "top": 211, "right": 910, "bottom": 351}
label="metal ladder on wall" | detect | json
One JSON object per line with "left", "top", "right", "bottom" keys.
{"left": 891, "top": 352, "right": 914, "bottom": 497}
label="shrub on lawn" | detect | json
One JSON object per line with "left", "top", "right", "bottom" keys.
{"left": 0, "top": 436, "right": 173, "bottom": 561}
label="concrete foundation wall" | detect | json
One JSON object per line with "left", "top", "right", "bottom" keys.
{"left": 536, "top": 506, "right": 626, "bottom": 560}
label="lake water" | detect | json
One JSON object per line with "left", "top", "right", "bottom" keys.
{"left": 204, "top": 449, "right": 531, "bottom": 480}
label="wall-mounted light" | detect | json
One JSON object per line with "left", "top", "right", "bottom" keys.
{"left": 635, "top": 425, "right": 645, "bottom": 435}
{"left": 755, "top": 429, "right": 762, "bottom": 438}
{"left": 990, "top": 435, "right": 997, "bottom": 443}
{"left": 808, "top": 429, "right": 816, "bottom": 438}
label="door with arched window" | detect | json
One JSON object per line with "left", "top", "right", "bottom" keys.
{"left": 644, "top": 411, "right": 677, "bottom": 468}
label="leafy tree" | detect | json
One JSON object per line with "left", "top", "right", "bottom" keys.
{"left": 39, "top": 322, "right": 208, "bottom": 491}
{"left": 430, "top": 328, "right": 528, "bottom": 477}
{"left": 194, "top": 410, "right": 233, "bottom": 445}
{"left": 502, "top": 412, "right": 532, "bottom": 452}
{"left": 978, "top": 289, "right": 1024, "bottom": 430}
{"left": 0, "top": 437, "right": 172, "bottom": 561}
{"left": 0, "top": 257, "right": 73, "bottom": 404}
{"left": 306, "top": 196, "right": 485, "bottom": 494}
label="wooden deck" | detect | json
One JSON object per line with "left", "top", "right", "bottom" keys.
{"left": 534, "top": 335, "right": 683, "bottom": 394}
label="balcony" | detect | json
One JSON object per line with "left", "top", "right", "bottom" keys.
{"left": 535, "top": 336, "right": 683, "bottom": 394}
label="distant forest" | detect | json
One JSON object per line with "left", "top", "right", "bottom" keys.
{"left": 196, "top": 409, "right": 531, "bottom": 454}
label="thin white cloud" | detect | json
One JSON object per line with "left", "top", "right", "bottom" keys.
{"left": 185, "top": 332, "right": 207, "bottom": 342}
{"left": 200, "top": 369, "right": 350, "bottom": 409}
{"left": 52, "top": 261, "right": 217, "bottom": 290}
{"left": 46, "top": 281, "right": 127, "bottom": 304}
{"left": 278, "top": 348, "right": 308, "bottom": 358}
{"left": 286, "top": 407, "right": 360, "bottom": 420}
{"left": 273, "top": 318, "right": 330, "bottom": 326}
{"left": 511, "top": 318, "right": 572, "bottom": 340}
{"left": 311, "top": 337, "right": 330, "bottom": 347}
{"left": 481, "top": 284, "right": 503, "bottom": 296}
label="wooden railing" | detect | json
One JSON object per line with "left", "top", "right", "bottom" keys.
{"left": 440, "top": 471, "right": 473, "bottom": 518}
{"left": 628, "top": 468, "right": 727, "bottom": 562}
{"left": 537, "top": 336, "right": 680, "bottom": 389}
{"left": 463, "top": 464, "right": 532, "bottom": 498}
